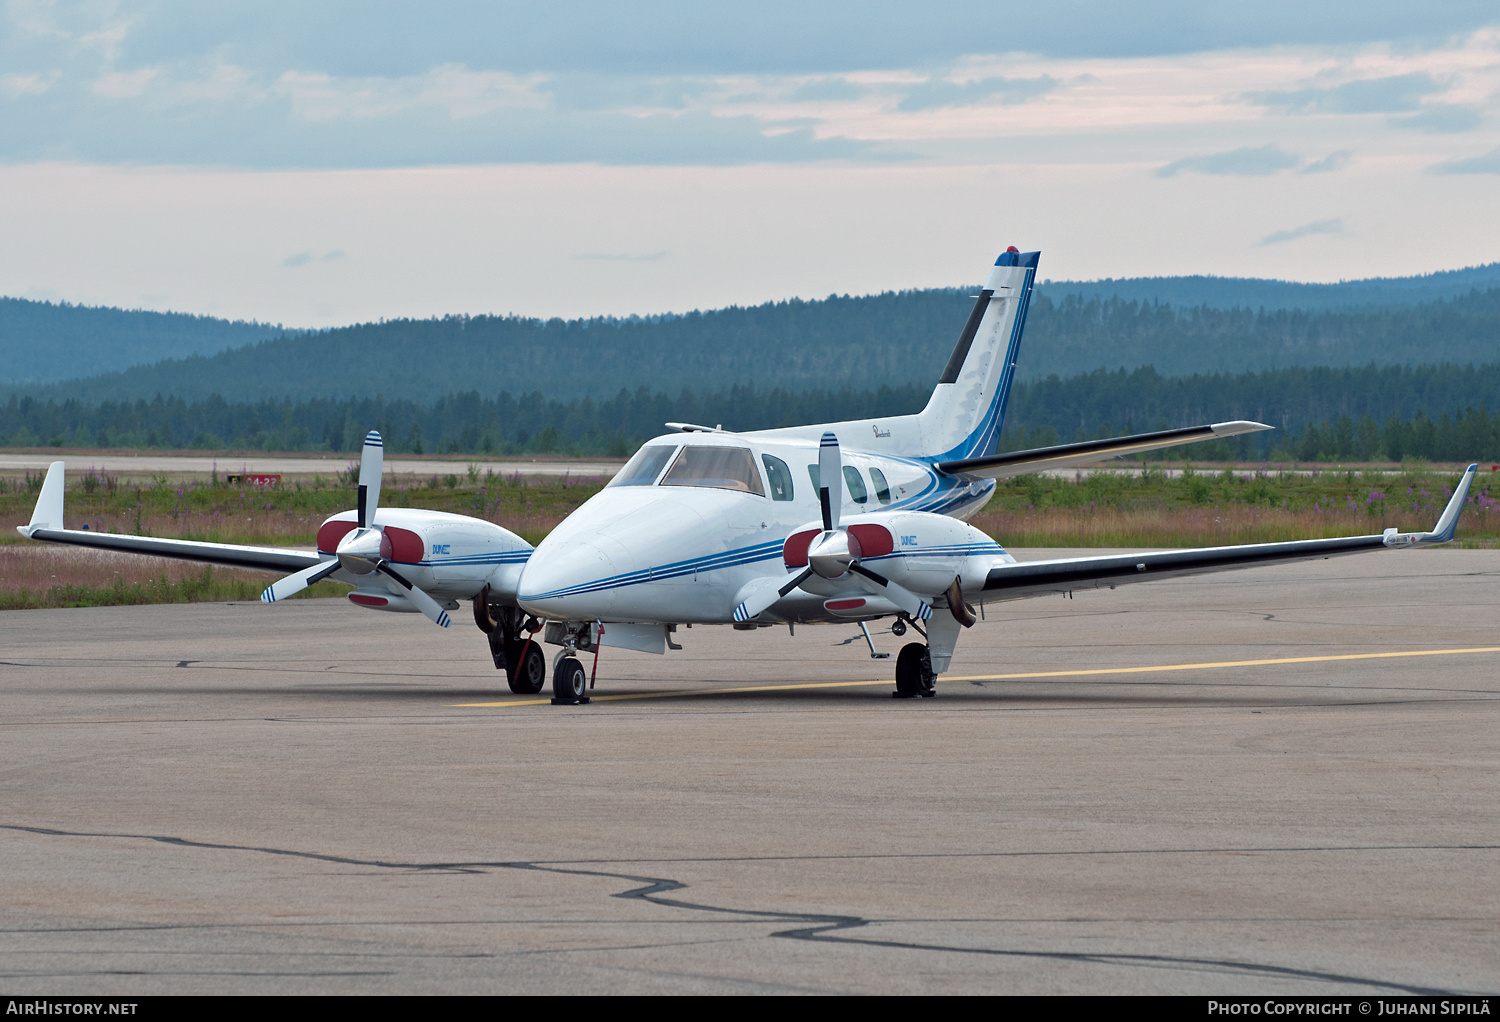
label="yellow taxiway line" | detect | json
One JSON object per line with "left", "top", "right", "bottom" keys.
{"left": 451, "top": 645, "right": 1500, "bottom": 708}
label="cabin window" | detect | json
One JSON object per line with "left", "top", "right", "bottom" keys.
{"left": 807, "top": 465, "right": 820, "bottom": 492}
{"left": 660, "top": 446, "right": 766, "bottom": 495}
{"left": 843, "top": 466, "right": 869, "bottom": 504}
{"left": 762, "top": 455, "right": 794, "bottom": 501}
{"left": 609, "top": 444, "right": 677, "bottom": 486}
{"left": 870, "top": 467, "right": 892, "bottom": 504}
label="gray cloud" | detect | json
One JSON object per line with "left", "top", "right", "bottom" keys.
{"left": 1156, "top": 145, "right": 1300, "bottom": 178}
{"left": 897, "top": 74, "right": 1057, "bottom": 112}
{"left": 790, "top": 78, "right": 866, "bottom": 103}
{"left": 0, "top": 73, "right": 903, "bottom": 167}
{"left": 541, "top": 73, "right": 709, "bottom": 112}
{"left": 1429, "top": 147, "right": 1500, "bottom": 174}
{"left": 1249, "top": 72, "right": 1446, "bottom": 114}
{"left": 575, "top": 251, "right": 668, "bottom": 262}
{"left": 1258, "top": 218, "right": 1343, "bottom": 246}
{"left": 4, "top": 2, "right": 1497, "bottom": 171}
{"left": 1300, "top": 149, "right": 1352, "bottom": 174}
{"left": 283, "top": 250, "right": 344, "bottom": 267}
{"left": 67, "top": 2, "right": 1500, "bottom": 75}
{"left": 1391, "top": 104, "right": 1483, "bottom": 134}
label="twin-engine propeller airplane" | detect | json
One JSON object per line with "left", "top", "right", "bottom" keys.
{"left": 19, "top": 248, "right": 1481, "bottom": 704}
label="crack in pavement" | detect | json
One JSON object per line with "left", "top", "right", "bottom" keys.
{"left": 2, "top": 822, "right": 1468, "bottom": 994}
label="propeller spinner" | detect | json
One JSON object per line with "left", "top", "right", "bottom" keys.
{"left": 734, "top": 432, "right": 932, "bottom": 623}
{"left": 260, "top": 430, "right": 451, "bottom": 627}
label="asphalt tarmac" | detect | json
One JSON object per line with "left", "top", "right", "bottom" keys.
{"left": 2, "top": 548, "right": 1497, "bottom": 995}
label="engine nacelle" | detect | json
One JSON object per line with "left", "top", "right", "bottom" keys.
{"left": 348, "top": 589, "right": 417, "bottom": 613}
{"left": 783, "top": 510, "right": 999, "bottom": 599}
{"left": 317, "top": 507, "right": 533, "bottom": 603}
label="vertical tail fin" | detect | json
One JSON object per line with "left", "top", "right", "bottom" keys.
{"left": 18, "top": 461, "right": 66, "bottom": 537}
{"left": 919, "top": 248, "right": 1039, "bottom": 461}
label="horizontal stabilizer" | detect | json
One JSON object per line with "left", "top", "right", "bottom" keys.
{"left": 937, "top": 421, "right": 1272, "bottom": 480}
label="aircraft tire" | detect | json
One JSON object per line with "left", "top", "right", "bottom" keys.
{"left": 553, "top": 657, "right": 588, "bottom": 703}
{"left": 894, "top": 642, "right": 930, "bottom": 699}
{"left": 506, "top": 641, "right": 547, "bottom": 694}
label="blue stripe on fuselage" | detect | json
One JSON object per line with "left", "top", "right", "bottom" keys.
{"left": 520, "top": 538, "right": 786, "bottom": 601}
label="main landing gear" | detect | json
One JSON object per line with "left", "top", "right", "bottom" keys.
{"left": 891, "top": 615, "right": 936, "bottom": 699}
{"left": 893, "top": 642, "right": 937, "bottom": 698}
{"left": 474, "top": 588, "right": 546, "bottom": 694}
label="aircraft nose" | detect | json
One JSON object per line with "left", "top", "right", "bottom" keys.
{"left": 517, "top": 538, "right": 627, "bottom": 620}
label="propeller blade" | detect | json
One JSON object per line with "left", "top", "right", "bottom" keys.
{"left": 818, "top": 432, "right": 842, "bottom": 531}
{"left": 849, "top": 563, "right": 932, "bottom": 621}
{"left": 357, "top": 430, "right": 383, "bottom": 528}
{"left": 375, "top": 561, "right": 451, "bottom": 628}
{"left": 260, "top": 559, "right": 341, "bottom": 604}
{"left": 733, "top": 567, "right": 815, "bottom": 622}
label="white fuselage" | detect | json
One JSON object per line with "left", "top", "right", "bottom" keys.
{"left": 514, "top": 432, "right": 1011, "bottom": 626}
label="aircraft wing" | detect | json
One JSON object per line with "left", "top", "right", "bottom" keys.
{"left": 937, "top": 421, "right": 1272, "bottom": 481}
{"left": 18, "top": 460, "right": 324, "bottom": 574}
{"left": 975, "top": 464, "right": 1479, "bottom": 604}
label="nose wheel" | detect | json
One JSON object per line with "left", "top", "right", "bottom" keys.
{"left": 893, "top": 642, "right": 936, "bottom": 699}
{"left": 551, "top": 657, "right": 590, "bottom": 705}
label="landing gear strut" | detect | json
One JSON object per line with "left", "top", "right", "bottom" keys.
{"left": 545, "top": 622, "right": 596, "bottom": 705}
{"left": 474, "top": 588, "right": 547, "bottom": 694}
{"left": 893, "top": 642, "right": 936, "bottom": 699}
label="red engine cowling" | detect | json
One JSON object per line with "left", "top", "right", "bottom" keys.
{"left": 315, "top": 519, "right": 424, "bottom": 563}
{"left": 783, "top": 512, "right": 996, "bottom": 597}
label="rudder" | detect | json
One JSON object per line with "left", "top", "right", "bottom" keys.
{"left": 918, "top": 248, "right": 1039, "bottom": 461}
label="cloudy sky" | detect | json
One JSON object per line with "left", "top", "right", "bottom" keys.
{"left": 2, "top": 1, "right": 1499, "bottom": 325}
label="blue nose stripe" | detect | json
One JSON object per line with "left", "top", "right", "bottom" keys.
{"left": 520, "top": 538, "right": 784, "bottom": 602}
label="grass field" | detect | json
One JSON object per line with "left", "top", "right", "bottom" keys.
{"left": 2, "top": 461, "right": 1494, "bottom": 610}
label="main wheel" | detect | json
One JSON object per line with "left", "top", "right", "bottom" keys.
{"left": 894, "top": 642, "right": 934, "bottom": 699}
{"left": 506, "top": 640, "right": 547, "bottom": 694}
{"left": 553, "top": 656, "right": 588, "bottom": 702}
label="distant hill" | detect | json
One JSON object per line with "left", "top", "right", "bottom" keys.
{"left": 0, "top": 297, "right": 287, "bottom": 386}
{"left": 1037, "top": 261, "right": 1500, "bottom": 311}
{"left": 12, "top": 284, "right": 1500, "bottom": 407}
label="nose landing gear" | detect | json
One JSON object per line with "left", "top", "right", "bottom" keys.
{"left": 551, "top": 657, "right": 590, "bottom": 705}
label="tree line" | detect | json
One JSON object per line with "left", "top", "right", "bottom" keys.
{"left": 3, "top": 362, "right": 1498, "bottom": 463}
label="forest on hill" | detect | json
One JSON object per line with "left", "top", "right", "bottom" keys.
{"left": 11, "top": 285, "right": 1500, "bottom": 407}
{"left": 7, "top": 261, "right": 1498, "bottom": 390}
{"left": 1042, "top": 261, "right": 1500, "bottom": 311}
{"left": 4, "top": 362, "right": 1498, "bottom": 464}
{"left": 0, "top": 297, "right": 286, "bottom": 386}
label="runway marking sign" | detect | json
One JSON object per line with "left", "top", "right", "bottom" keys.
{"left": 451, "top": 645, "right": 1500, "bottom": 708}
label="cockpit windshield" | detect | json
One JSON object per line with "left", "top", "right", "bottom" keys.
{"left": 659, "top": 446, "right": 765, "bottom": 495}
{"left": 608, "top": 444, "right": 678, "bottom": 487}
